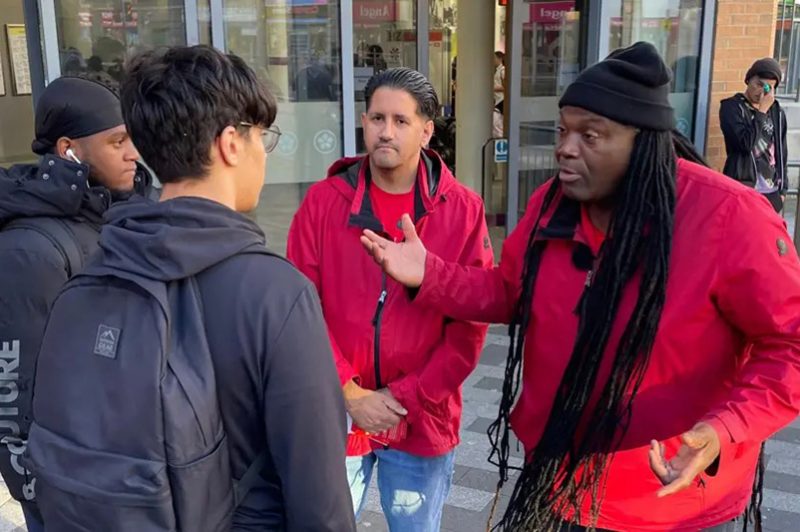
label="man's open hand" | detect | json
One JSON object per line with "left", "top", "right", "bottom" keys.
{"left": 648, "top": 422, "right": 721, "bottom": 497}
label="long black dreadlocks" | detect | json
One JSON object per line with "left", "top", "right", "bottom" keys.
{"left": 487, "top": 128, "right": 677, "bottom": 531}
{"left": 487, "top": 130, "right": 765, "bottom": 532}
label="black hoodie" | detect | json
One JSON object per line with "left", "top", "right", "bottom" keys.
{"left": 0, "top": 155, "right": 153, "bottom": 509}
{"left": 720, "top": 93, "right": 788, "bottom": 193}
{"left": 91, "top": 197, "right": 355, "bottom": 531}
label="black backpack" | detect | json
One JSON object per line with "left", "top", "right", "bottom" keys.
{"left": 2, "top": 216, "right": 84, "bottom": 275}
{"left": 0, "top": 217, "right": 84, "bottom": 505}
{"left": 24, "top": 263, "right": 266, "bottom": 531}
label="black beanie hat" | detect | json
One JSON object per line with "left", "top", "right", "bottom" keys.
{"left": 745, "top": 58, "right": 782, "bottom": 87}
{"left": 559, "top": 41, "right": 675, "bottom": 131}
{"left": 31, "top": 77, "right": 124, "bottom": 155}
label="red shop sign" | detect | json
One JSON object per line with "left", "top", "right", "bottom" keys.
{"left": 354, "top": 1, "right": 397, "bottom": 23}
{"left": 530, "top": 1, "right": 575, "bottom": 24}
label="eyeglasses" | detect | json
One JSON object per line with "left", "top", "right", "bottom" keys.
{"left": 239, "top": 122, "right": 282, "bottom": 153}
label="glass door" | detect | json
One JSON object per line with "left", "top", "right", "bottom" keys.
{"left": 506, "top": 0, "right": 588, "bottom": 228}
{"left": 352, "top": 0, "right": 417, "bottom": 153}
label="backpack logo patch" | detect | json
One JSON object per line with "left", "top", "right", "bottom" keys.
{"left": 94, "top": 325, "right": 120, "bottom": 359}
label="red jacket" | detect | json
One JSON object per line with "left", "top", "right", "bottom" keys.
{"left": 287, "top": 150, "right": 492, "bottom": 457}
{"left": 417, "top": 159, "right": 800, "bottom": 530}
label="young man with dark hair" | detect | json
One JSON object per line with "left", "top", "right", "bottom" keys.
{"left": 0, "top": 76, "right": 151, "bottom": 532}
{"left": 288, "top": 67, "right": 493, "bottom": 531}
{"left": 26, "top": 46, "right": 355, "bottom": 531}
{"left": 720, "top": 57, "right": 788, "bottom": 212}
{"left": 363, "top": 43, "right": 800, "bottom": 531}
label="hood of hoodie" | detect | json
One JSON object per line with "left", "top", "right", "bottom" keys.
{"left": 95, "top": 196, "right": 267, "bottom": 282}
{"left": 0, "top": 155, "right": 154, "bottom": 226}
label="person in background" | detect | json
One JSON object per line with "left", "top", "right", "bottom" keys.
{"left": 720, "top": 57, "right": 788, "bottom": 212}
{"left": 493, "top": 51, "right": 506, "bottom": 137}
{"left": 0, "top": 76, "right": 152, "bottom": 532}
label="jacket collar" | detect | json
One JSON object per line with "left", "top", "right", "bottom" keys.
{"left": 534, "top": 159, "right": 691, "bottom": 252}
{"left": 539, "top": 193, "right": 580, "bottom": 240}
{"left": 330, "top": 149, "right": 449, "bottom": 235}
{"left": 37, "top": 155, "right": 156, "bottom": 223}
{"left": 534, "top": 185, "right": 601, "bottom": 256}
{"left": 735, "top": 92, "right": 783, "bottom": 115}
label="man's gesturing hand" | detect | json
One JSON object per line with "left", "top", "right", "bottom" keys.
{"left": 648, "top": 422, "right": 721, "bottom": 497}
{"left": 360, "top": 214, "right": 427, "bottom": 288}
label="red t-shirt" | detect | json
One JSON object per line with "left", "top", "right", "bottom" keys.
{"left": 580, "top": 205, "right": 606, "bottom": 255}
{"left": 369, "top": 184, "right": 415, "bottom": 242}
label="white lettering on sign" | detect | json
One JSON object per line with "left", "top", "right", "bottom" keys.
{"left": 537, "top": 8, "right": 567, "bottom": 21}
{"left": 359, "top": 5, "right": 389, "bottom": 19}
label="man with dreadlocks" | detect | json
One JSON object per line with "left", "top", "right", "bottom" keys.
{"left": 361, "top": 42, "right": 800, "bottom": 531}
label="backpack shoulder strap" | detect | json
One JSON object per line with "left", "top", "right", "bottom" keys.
{"left": 169, "top": 256, "right": 275, "bottom": 511}
{"left": 5, "top": 217, "right": 84, "bottom": 277}
{"left": 234, "top": 450, "right": 268, "bottom": 507}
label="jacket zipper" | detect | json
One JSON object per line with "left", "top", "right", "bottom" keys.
{"left": 744, "top": 104, "right": 759, "bottom": 183}
{"left": 574, "top": 264, "right": 596, "bottom": 316}
{"left": 372, "top": 274, "right": 388, "bottom": 389}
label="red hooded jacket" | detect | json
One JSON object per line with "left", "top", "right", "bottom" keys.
{"left": 288, "top": 150, "right": 492, "bottom": 457}
{"left": 416, "top": 159, "right": 800, "bottom": 530}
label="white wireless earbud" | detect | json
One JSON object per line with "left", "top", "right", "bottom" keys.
{"left": 65, "top": 148, "right": 81, "bottom": 165}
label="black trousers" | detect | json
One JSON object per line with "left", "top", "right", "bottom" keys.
{"left": 764, "top": 190, "right": 784, "bottom": 213}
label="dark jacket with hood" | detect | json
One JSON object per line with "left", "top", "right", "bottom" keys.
{"left": 0, "top": 155, "right": 153, "bottom": 507}
{"left": 90, "top": 197, "right": 355, "bottom": 531}
{"left": 720, "top": 93, "right": 788, "bottom": 192}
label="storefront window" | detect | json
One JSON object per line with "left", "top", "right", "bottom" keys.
{"left": 225, "top": 0, "right": 343, "bottom": 254}
{"left": 429, "top": 0, "right": 457, "bottom": 117}
{"left": 774, "top": 1, "right": 799, "bottom": 96}
{"left": 55, "top": 0, "right": 186, "bottom": 92}
{"left": 602, "top": 0, "right": 703, "bottom": 138}
{"left": 353, "top": 0, "right": 416, "bottom": 152}
{"left": 198, "top": 0, "right": 211, "bottom": 46}
{"left": 514, "top": 1, "right": 582, "bottom": 219}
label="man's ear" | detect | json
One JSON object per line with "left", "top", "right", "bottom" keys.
{"left": 422, "top": 119, "right": 434, "bottom": 148}
{"left": 217, "top": 125, "right": 244, "bottom": 167}
{"left": 55, "top": 137, "right": 74, "bottom": 159}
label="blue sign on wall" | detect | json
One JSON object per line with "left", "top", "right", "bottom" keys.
{"left": 494, "top": 138, "right": 509, "bottom": 163}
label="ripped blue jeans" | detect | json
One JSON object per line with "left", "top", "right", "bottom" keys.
{"left": 346, "top": 448, "right": 455, "bottom": 532}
